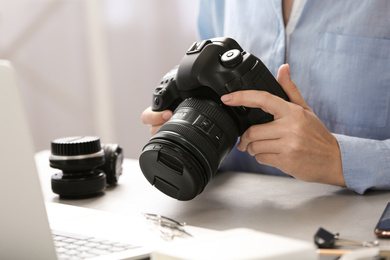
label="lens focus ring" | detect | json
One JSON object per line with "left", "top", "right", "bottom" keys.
{"left": 155, "top": 98, "right": 238, "bottom": 181}
{"left": 140, "top": 98, "right": 239, "bottom": 200}
{"left": 176, "top": 98, "right": 235, "bottom": 133}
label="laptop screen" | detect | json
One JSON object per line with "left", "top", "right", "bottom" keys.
{"left": 0, "top": 60, "right": 57, "bottom": 259}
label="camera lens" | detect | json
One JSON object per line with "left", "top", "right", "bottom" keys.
{"left": 49, "top": 136, "right": 106, "bottom": 198}
{"left": 139, "top": 98, "right": 238, "bottom": 200}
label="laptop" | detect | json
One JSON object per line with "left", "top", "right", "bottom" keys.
{"left": 0, "top": 60, "right": 152, "bottom": 259}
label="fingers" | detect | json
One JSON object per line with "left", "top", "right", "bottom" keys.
{"left": 141, "top": 107, "right": 173, "bottom": 135}
{"left": 141, "top": 107, "right": 172, "bottom": 125}
{"left": 221, "top": 90, "right": 289, "bottom": 119}
{"left": 276, "top": 64, "right": 311, "bottom": 111}
{"left": 220, "top": 64, "right": 311, "bottom": 120}
{"left": 236, "top": 123, "right": 282, "bottom": 151}
{"left": 150, "top": 125, "right": 162, "bottom": 136}
{"left": 245, "top": 139, "right": 280, "bottom": 156}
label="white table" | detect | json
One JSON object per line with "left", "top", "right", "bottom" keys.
{"left": 36, "top": 151, "right": 390, "bottom": 250}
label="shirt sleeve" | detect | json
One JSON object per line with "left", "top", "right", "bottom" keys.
{"left": 335, "top": 134, "right": 390, "bottom": 194}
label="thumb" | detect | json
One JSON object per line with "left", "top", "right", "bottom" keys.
{"left": 277, "top": 64, "right": 311, "bottom": 111}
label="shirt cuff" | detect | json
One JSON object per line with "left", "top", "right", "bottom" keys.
{"left": 335, "top": 134, "right": 390, "bottom": 194}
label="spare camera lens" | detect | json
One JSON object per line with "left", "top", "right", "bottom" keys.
{"left": 49, "top": 136, "right": 106, "bottom": 198}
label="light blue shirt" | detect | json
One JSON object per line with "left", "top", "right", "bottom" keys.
{"left": 198, "top": 0, "right": 390, "bottom": 194}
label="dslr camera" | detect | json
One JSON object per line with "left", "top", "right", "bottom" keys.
{"left": 139, "top": 37, "right": 288, "bottom": 200}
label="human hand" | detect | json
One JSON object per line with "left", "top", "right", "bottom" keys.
{"left": 141, "top": 107, "right": 173, "bottom": 136}
{"left": 220, "top": 64, "right": 345, "bottom": 187}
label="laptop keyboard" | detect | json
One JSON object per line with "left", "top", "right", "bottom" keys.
{"left": 52, "top": 230, "right": 142, "bottom": 260}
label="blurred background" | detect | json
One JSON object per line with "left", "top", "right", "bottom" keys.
{"left": 0, "top": 0, "right": 199, "bottom": 159}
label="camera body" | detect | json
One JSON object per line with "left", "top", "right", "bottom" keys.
{"left": 140, "top": 37, "right": 288, "bottom": 201}
{"left": 152, "top": 37, "right": 288, "bottom": 134}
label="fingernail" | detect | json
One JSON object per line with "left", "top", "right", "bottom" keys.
{"left": 162, "top": 111, "right": 173, "bottom": 120}
{"left": 284, "top": 63, "right": 290, "bottom": 75}
{"left": 221, "top": 94, "right": 232, "bottom": 103}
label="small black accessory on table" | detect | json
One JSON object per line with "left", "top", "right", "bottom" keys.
{"left": 49, "top": 136, "right": 123, "bottom": 198}
{"left": 314, "top": 227, "right": 379, "bottom": 249}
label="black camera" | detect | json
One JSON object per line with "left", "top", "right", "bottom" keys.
{"left": 49, "top": 136, "right": 123, "bottom": 198}
{"left": 139, "top": 37, "right": 288, "bottom": 201}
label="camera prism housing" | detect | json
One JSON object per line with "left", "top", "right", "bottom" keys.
{"left": 139, "top": 37, "right": 288, "bottom": 201}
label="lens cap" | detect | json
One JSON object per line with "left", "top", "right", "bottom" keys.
{"left": 139, "top": 141, "right": 206, "bottom": 201}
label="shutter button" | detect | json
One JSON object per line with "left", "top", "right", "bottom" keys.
{"left": 220, "top": 49, "right": 243, "bottom": 68}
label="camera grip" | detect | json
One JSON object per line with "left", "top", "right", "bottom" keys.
{"left": 232, "top": 58, "right": 289, "bottom": 130}
{"left": 243, "top": 59, "right": 289, "bottom": 101}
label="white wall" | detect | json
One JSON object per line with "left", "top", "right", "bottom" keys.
{"left": 0, "top": 0, "right": 199, "bottom": 159}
